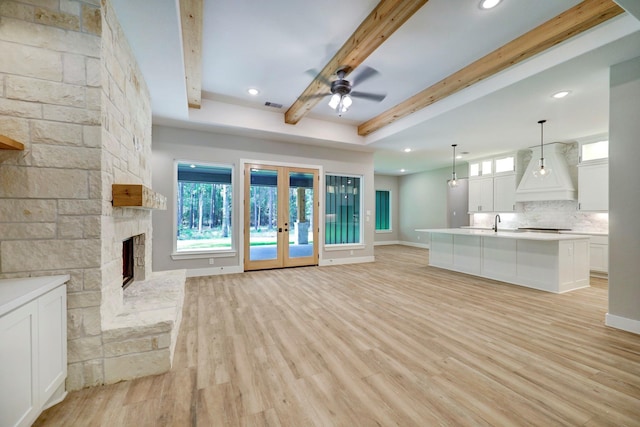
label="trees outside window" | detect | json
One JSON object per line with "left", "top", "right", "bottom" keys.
{"left": 176, "top": 162, "right": 232, "bottom": 252}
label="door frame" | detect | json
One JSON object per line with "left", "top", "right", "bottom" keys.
{"left": 240, "top": 159, "right": 323, "bottom": 271}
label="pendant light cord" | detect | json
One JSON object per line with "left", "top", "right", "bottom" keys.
{"left": 538, "top": 119, "right": 546, "bottom": 161}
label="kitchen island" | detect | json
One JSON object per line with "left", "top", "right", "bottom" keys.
{"left": 417, "top": 228, "right": 590, "bottom": 293}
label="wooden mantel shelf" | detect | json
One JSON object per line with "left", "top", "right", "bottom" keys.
{"left": 112, "top": 184, "right": 167, "bottom": 210}
{"left": 0, "top": 134, "right": 24, "bottom": 150}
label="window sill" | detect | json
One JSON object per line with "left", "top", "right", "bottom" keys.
{"left": 171, "top": 250, "right": 237, "bottom": 260}
{"left": 324, "top": 244, "right": 365, "bottom": 252}
{"left": 375, "top": 229, "right": 393, "bottom": 234}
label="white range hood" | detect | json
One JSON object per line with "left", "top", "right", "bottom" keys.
{"left": 516, "top": 143, "right": 577, "bottom": 202}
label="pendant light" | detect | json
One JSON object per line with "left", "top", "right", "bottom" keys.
{"left": 448, "top": 144, "right": 458, "bottom": 188}
{"left": 533, "top": 119, "right": 551, "bottom": 178}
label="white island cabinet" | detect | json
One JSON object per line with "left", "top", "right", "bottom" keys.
{"left": 0, "top": 275, "right": 69, "bottom": 427}
{"left": 418, "top": 229, "right": 590, "bottom": 293}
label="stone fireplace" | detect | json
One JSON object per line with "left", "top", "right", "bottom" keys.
{"left": 0, "top": 0, "right": 185, "bottom": 390}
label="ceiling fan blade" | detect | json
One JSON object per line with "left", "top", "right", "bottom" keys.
{"left": 350, "top": 91, "right": 386, "bottom": 102}
{"left": 351, "top": 66, "right": 380, "bottom": 86}
{"left": 305, "top": 69, "right": 332, "bottom": 86}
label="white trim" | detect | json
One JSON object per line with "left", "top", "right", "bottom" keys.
{"left": 399, "top": 241, "right": 430, "bottom": 249}
{"left": 374, "top": 240, "right": 401, "bottom": 246}
{"left": 324, "top": 244, "right": 365, "bottom": 252}
{"left": 171, "top": 250, "right": 237, "bottom": 260}
{"left": 605, "top": 313, "right": 640, "bottom": 335}
{"left": 319, "top": 256, "right": 375, "bottom": 266}
{"left": 186, "top": 265, "right": 243, "bottom": 277}
{"left": 173, "top": 159, "right": 235, "bottom": 256}
{"left": 325, "top": 172, "right": 364, "bottom": 246}
{"left": 375, "top": 230, "right": 393, "bottom": 234}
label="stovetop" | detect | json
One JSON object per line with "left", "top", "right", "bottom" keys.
{"left": 517, "top": 227, "right": 572, "bottom": 233}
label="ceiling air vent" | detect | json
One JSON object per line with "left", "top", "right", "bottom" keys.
{"left": 265, "top": 101, "right": 282, "bottom": 109}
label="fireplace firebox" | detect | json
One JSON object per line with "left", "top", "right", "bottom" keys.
{"left": 122, "top": 237, "right": 134, "bottom": 288}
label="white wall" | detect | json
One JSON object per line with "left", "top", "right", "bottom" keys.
{"left": 151, "top": 125, "right": 376, "bottom": 275}
{"left": 373, "top": 174, "right": 400, "bottom": 244}
{"left": 397, "top": 164, "right": 469, "bottom": 245}
{"left": 607, "top": 55, "right": 640, "bottom": 334}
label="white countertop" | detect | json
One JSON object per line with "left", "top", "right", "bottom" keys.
{"left": 416, "top": 228, "right": 592, "bottom": 241}
{"left": 0, "top": 275, "right": 70, "bottom": 316}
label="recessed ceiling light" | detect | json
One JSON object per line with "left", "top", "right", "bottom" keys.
{"left": 190, "top": 164, "right": 196, "bottom": 168}
{"left": 479, "top": 0, "right": 501, "bottom": 9}
{"left": 404, "top": 148, "right": 412, "bottom": 153}
{"left": 400, "top": 169, "right": 406, "bottom": 173}
{"left": 552, "top": 90, "right": 570, "bottom": 99}
{"left": 247, "top": 88, "right": 259, "bottom": 96}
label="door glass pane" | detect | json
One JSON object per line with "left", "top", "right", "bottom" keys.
{"left": 289, "top": 171, "right": 314, "bottom": 259}
{"left": 249, "top": 168, "right": 278, "bottom": 261}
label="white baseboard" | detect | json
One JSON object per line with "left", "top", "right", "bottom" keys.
{"left": 319, "top": 256, "right": 375, "bottom": 266}
{"left": 605, "top": 313, "right": 640, "bottom": 335}
{"left": 186, "top": 265, "right": 243, "bottom": 277}
{"left": 399, "top": 241, "right": 430, "bottom": 249}
{"left": 374, "top": 240, "right": 401, "bottom": 246}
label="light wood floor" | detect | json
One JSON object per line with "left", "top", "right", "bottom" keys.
{"left": 36, "top": 245, "right": 640, "bottom": 426}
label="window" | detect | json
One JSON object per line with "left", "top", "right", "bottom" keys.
{"left": 495, "top": 156, "right": 515, "bottom": 173}
{"left": 375, "top": 190, "right": 391, "bottom": 231}
{"left": 581, "top": 140, "right": 608, "bottom": 162}
{"left": 325, "top": 174, "right": 361, "bottom": 245}
{"left": 176, "top": 162, "right": 233, "bottom": 252}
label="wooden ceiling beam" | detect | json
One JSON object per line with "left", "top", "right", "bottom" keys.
{"left": 358, "top": 0, "right": 625, "bottom": 136}
{"left": 284, "top": 0, "right": 429, "bottom": 125}
{"left": 180, "top": 0, "right": 203, "bottom": 109}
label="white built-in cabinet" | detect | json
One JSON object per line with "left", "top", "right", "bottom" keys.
{"left": 578, "top": 159, "right": 608, "bottom": 211}
{"left": 493, "top": 174, "right": 517, "bottom": 212}
{"left": 468, "top": 154, "right": 516, "bottom": 213}
{"left": 468, "top": 177, "right": 494, "bottom": 212}
{"left": 589, "top": 235, "right": 609, "bottom": 274}
{"left": 0, "top": 276, "right": 68, "bottom": 427}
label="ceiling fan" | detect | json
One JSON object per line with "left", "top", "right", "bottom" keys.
{"left": 312, "top": 66, "right": 387, "bottom": 116}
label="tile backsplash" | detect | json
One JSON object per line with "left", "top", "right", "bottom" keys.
{"left": 471, "top": 200, "right": 609, "bottom": 233}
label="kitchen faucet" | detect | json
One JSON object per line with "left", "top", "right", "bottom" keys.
{"left": 493, "top": 214, "right": 501, "bottom": 232}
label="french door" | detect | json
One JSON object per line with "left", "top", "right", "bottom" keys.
{"left": 244, "top": 163, "right": 319, "bottom": 271}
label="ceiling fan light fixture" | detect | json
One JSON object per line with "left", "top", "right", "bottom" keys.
{"left": 479, "top": 0, "right": 502, "bottom": 9}
{"left": 328, "top": 94, "right": 340, "bottom": 110}
{"left": 341, "top": 94, "right": 352, "bottom": 111}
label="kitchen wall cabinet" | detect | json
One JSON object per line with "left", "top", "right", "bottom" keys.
{"left": 0, "top": 276, "right": 68, "bottom": 427}
{"left": 468, "top": 177, "right": 494, "bottom": 212}
{"left": 578, "top": 160, "right": 608, "bottom": 211}
{"left": 493, "top": 174, "right": 517, "bottom": 212}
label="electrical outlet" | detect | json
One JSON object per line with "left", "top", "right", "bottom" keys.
{"left": 209, "top": 258, "right": 214, "bottom": 265}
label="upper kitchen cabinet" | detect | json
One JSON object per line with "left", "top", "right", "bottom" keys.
{"left": 578, "top": 159, "right": 608, "bottom": 211}
{"left": 493, "top": 174, "right": 517, "bottom": 212}
{"left": 468, "top": 154, "right": 517, "bottom": 212}
{"left": 578, "top": 140, "right": 608, "bottom": 211}
{"left": 468, "top": 176, "right": 494, "bottom": 213}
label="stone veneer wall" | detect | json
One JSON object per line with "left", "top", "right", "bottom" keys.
{"left": 0, "top": 0, "right": 156, "bottom": 390}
